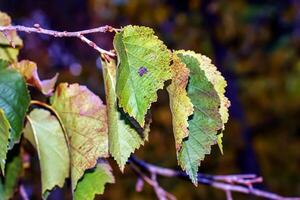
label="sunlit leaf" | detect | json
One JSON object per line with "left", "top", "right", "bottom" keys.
{"left": 23, "top": 108, "right": 70, "bottom": 197}
{"left": 176, "top": 52, "right": 223, "bottom": 185}
{"left": 51, "top": 83, "right": 108, "bottom": 190}
{"left": 102, "top": 59, "right": 150, "bottom": 171}
{"left": 0, "top": 60, "right": 30, "bottom": 148}
{"left": 114, "top": 25, "right": 171, "bottom": 126}
{"left": 74, "top": 161, "right": 115, "bottom": 200}
{"left": 10, "top": 60, "right": 58, "bottom": 96}
{"left": 0, "top": 109, "right": 10, "bottom": 175}
{"left": 167, "top": 54, "right": 193, "bottom": 152}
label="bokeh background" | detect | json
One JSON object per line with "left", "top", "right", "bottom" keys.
{"left": 1, "top": 0, "right": 300, "bottom": 199}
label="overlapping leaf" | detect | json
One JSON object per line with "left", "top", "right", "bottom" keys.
{"left": 0, "top": 154, "right": 22, "bottom": 200}
{"left": 51, "top": 83, "right": 108, "bottom": 190}
{"left": 0, "top": 109, "right": 10, "bottom": 174}
{"left": 176, "top": 52, "right": 223, "bottom": 185}
{"left": 114, "top": 25, "right": 171, "bottom": 126}
{"left": 23, "top": 108, "right": 70, "bottom": 196}
{"left": 0, "top": 12, "right": 23, "bottom": 62}
{"left": 167, "top": 54, "right": 193, "bottom": 152}
{"left": 102, "top": 59, "right": 150, "bottom": 171}
{"left": 74, "top": 161, "right": 115, "bottom": 200}
{"left": 176, "top": 50, "right": 230, "bottom": 153}
{"left": 0, "top": 60, "right": 30, "bottom": 148}
{"left": 10, "top": 60, "right": 58, "bottom": 96}
{"left": 177, "top": 51, "right": 230, "bottom": 126}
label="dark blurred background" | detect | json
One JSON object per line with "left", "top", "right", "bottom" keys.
{"left": 1, "top": 0, "right": 300, "bottom": 199}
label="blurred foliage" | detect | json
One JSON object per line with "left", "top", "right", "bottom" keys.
{"left": 0, "top": 0, "right": 300, "bottom": 199}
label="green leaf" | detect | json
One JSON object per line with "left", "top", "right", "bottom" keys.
{"left": 102, "top": 59, "right": 150, "bottom": 171}
{"left": 74, "top": 161, "right": 115, "bottom": 200}
{"left": 23, "top": 108, "right": 70, "bottom": 197}
{"left": 51, "top": 83, "right": 108, "bottom": 190}
{"left": 0, "top": 109, "right": 10, "bottom": 175}
{"left": 0, "top": 60, "right": 30, "bottom": 148}
{"left": 114, "top": 25, "right": 171, "bottom": 126}
{"left": 0, "top": 12, "right": 23, "bottom": 62}
{"left": 0, "top": 154, "right": 22, "bottom": 200}
{"left": 176, "top": 51, "right": 230, "bottom": 153}
{"left": 176, "top": 51, "right": 223, "bottom": 185}
{"left": 167, "top": 54, "right": 194, "bottom": 152}
{"left": 178, "top": 51, "right": 230, "bottom": 125}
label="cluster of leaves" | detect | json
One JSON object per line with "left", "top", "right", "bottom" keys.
{"left": 0, "top": 12, "right": 229, "bottom": 199}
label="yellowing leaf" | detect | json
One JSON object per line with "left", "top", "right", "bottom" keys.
{"left": 176, "top": 52, "right": 223, "bottom": 185}
{"left": 23, "top": 108, "right": 70, "bottom": 197}
{"left": 0, "top": 12, "right": 23, "bottom": 47}
{"left": 0, "top": 109, "right": 10, "bottom": 175}
{"left": 177, "top": 51, "right": 230, "bottom": 125}
{"left": 0, "top": 48, "right": 19, "bottom": 62}
{"left": 176, "top": 50, "right": 230, "bottom": 153}
{"left": 74, "top": 161, "right": 115, "bottom": 200}
{"left": 217, "top": 133, "right": 224, "bottom": 155}
{"left": 10, "top": 60, "right": 58, "bottom": 96}
{"left": 51, "top": 83, "right": 108, "bottom": 190}
{"left": 102, "top": 59, "right": 149, "bottom": 171}
{"left": 0, "top": 12, "right": 23, "bottom": 62}
{"left": 167, "top": 54, "right": 193, "bottom": 151}
{"left": 114, "top": 25, "right": 171, "bottom": 127}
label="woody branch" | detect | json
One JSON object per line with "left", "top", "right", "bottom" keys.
{"left": 129, "top": 156, "right": 300, "bottom": 200}
{"left": 0, "top": 24, "right": 119, "bottom": 57}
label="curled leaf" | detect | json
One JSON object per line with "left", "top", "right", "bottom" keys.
{"left": 10, "top": 60, "right": 58, "bottom": 96}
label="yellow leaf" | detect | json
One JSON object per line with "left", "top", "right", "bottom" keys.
{"left": 51, "top": 83, "right": 108, "bottom": 190}
{"left": 167, "top": 54, "right": 193, "bottom": 152}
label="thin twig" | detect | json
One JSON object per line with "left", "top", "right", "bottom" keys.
{"left": 226, "top": 190, "right": 233, "bottom": 200}
{"left": 19, "top": 185, "right": 29, "bottom": 200}
{"left": 0, "top": 24, "right": 118, "bottom": 57}
{"left": 129, "top": 156, "right": 300, "bottom": 200}
{"left": 131, "top": 164, "right": 176, "bottom": 200}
